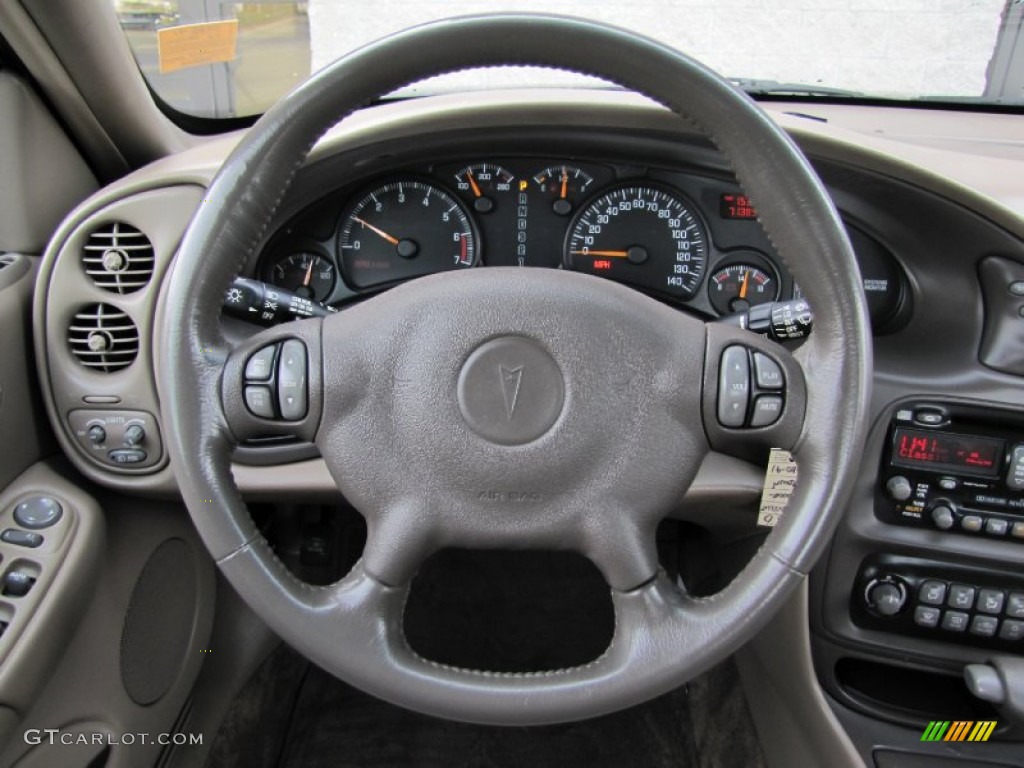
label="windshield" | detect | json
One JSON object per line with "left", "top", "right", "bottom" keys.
{"left": 116, "top": 1, "right": 1022, "bottom": 120}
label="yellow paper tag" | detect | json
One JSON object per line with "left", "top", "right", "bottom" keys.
{"left": 758, "top": 448, "right": 797, "bottom": 528}
{"left": 157, "top": 20, "right": 239, "bottom": 74}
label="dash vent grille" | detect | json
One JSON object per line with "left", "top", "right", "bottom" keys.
{"left": 82, "top": 222, "right": 154, "bottom": 294}
{"left": 68, "top": 303, "right": 139, "bottom": 372}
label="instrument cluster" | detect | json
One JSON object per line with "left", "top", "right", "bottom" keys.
{"left": 256, "top": 157, "right": 904, "bottom": 325}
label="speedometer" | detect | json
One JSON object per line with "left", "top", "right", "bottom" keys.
{"left": 564, "top": 184, "right": 708, "bottom": 299}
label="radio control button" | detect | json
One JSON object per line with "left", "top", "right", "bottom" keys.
{"left": 938, "top": 476, "right": 958, "bottom": 491}
{"left": 941, "top": 611, "right": 969, "bottom": 632}
{"left": 948, "top": 584, "right": 976, "bottom": 610}
{"left": 961, "top": 515, "right": 983, "bottom": 533}
{"left": 970, "top": 615, "right": 999, "bottom": 638}
{"left": 931, "top": 504, "right": 955, "bottom": 530}
{"left": 913, "top": 606, "right": 941, "bottom": 628}
{"left": 919, "top": 580, "right": 947, "bottom": 606}
{"left": 1007, "top": 593, "right": 1024, "bottom": 619}
{"left": 1012, "top": 522, "right": 1024, "bottom": 539}
{"left": 985, "top": 518, "right": 1009, "bottom": 536}
{"left": 978, "top": 589, "right": 1006, "bottom": 615}
{"left": 914, "top": 408, "right": 946, "bottom": 426}
{"left": 866, "top": 580, "right": 905, "bottom": 616}
{"left": 752, "top": 352, "right": 784, "bottom": 390}
{"left": 886, "top": 475, "right": 913, "bottom": 502}
{"left": 1007, "top": 444, "right": 1024, "bottom": 491}
{"left": 1000, "top": 619, "right": 1024, "bottom": 641}
{"left": 717, "top": 346, "right": 750, "bottom": 428}
{"left": 750, "top": 395, "right": 783, "bottom": 428}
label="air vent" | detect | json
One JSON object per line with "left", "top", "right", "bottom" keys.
{"left": 82, "top": 222, "right": 154, "bottom": 294}
{"left": 68, "top": 304, "right": 139, "bottom": 372}
{"left": 0, "top": 254, "right": 16, "bottom": 270}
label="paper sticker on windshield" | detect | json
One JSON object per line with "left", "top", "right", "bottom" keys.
{"left": 758, "top": 448, "right": 797, "bottom": 528}
{"left": 157, "top": 20, "right": 239, "bottom": 74}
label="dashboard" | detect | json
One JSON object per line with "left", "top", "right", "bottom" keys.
{"left": 253, "top": 154, "right": 907, "bottom": 330}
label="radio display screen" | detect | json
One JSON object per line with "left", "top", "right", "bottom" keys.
{"left": 892, "top": 428, "right": 1004, "bottom": 477}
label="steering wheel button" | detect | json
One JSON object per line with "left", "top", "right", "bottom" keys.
{"left": 717, "top": 346, "right": 749, "bottom": 428}
{"left": 277, "top": 340, "right": 308, "bottom": 421}
{"left": 245, "top": 345, "right": 277, "bottom": 382}
{"left": 13, "top": 497, "right": 63, "bottom": 529}
{"left": 750, "top": 395, "right": 783, "bottom": 428}
{"left": 752, "top": 352, "right": 784, "bottom": 390}
{"left": 245, "top": 386, "right": 275, "bottom": 419}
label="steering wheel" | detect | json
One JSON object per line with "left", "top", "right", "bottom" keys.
{"left": 159, "top": 14, "right": 870, "bottom": 725}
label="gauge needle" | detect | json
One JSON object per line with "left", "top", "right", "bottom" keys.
{"left": 739, "top": 270, "right": 750, "bottom": 299}
{"left": 353, "top": 216, "right": 400, "bottom": 245}
{"left": 570, "top": 249, "right": 629, "bottom": 258}
{"left": 302, "top": 258, "right": 314, "bottom": 287}
{"left": 560, "top": 169, "right": 568, "bottom": 199}
{"left": 466, "top": 170, "right": 482, "bottom": 198}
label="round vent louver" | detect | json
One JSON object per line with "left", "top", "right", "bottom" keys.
{"left": 69, "top": 304, "right": 139, "bottom": 372}
{"left": 82, "top": 222, "right": 154, "bottom": 294}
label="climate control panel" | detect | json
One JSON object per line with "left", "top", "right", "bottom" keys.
{"left": 876, "top": 403, "right": 1024, "bottom": 542}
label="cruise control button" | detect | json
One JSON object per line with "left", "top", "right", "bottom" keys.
{"left": 1007, "top": 592, "right": 1024, "bottom": 619}
{"left": 277, "top": 340, "right": 308, "bottom": 421}
{"left": 914, "top": 606, "right": 940, "bottom": 628}
{"left": 948, "top": 584, "right": 975, "bottom": 610}
{"left": 0, "top": 529, "right": 42, "bottom": 548}
{"left": 1000, "top": 619, "right": 1024, "bottom": 641}
{"left": 13, "top": 497, "right": 63, "bottom": 529}
{"left": 245, "top": 386, "right": 275, "bottom": 419}
{"left": 918, "top": 580, "right": 947, "bottom": 606}
{"left": 750, "top": 395, "right": 783, "bottom": 428}
{"left": 941, "top": 611, "right": 969, "bottom": 632}
{"left": 970, "top": 615, "right": 999, "bottom": 637}
{"left": 752, "top": 352, "right": 784, "bottom": 390}
{"left": 978, "top": 589, "right": 1006, "bottom": 615}
{"left": 245, "top": 345, "right": 277, "bottom": 382}
{"left": 717, "top": 346, "right": 749, "bottom": 428}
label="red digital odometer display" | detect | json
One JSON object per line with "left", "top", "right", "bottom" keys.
{"left": 720, "top": 193, "right": 757, "bottom": 220}
{"left": 892, "top": 428, "right": 1003, "bottom": 477}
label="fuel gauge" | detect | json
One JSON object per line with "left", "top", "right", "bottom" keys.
{"left": 708, "top": 261, "right": 778, "bottom": 315}
{"left": 533, "top": 164, "right": 595, "bottom": 216}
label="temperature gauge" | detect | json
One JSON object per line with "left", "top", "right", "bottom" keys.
{"left": 454, "top": 163, "right": 515, "bottom": 214}
{"left": 708, "top": 262, "right": 778, "bottom": 315}
{"left": 533, "top": 164, "right": 595, "bottom": 216}
{"left": 262, "top": 251, "right": 336, "bottom": 302}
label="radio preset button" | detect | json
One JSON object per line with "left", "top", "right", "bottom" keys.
{"left": 886, "top": 475, "right": 913, "bottom": 502}
{"left": 961, "top": 515, "right": 983, "bottom": 533}
{"left": 948, "top": 584, "right": 976, "bottom": 610}
{"left": 985, "top": 518, "right": 1009, "bottom": 536}
{"left": 1012, "top": 522, "right": 1024, "bottom": 540}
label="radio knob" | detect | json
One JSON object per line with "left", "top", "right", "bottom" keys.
{"left": 885, "top": 475, "right": 913, "bottom": 502}
{"left": 866, "top": 578, "right": 906, "bottom": 616}
{"left": 931, "top": 503, "right": 955, "bottom": 530}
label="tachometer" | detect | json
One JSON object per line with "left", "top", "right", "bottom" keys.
{"left": 338, "top": 180, "right": 478, "bottom": 290}
{"left": 564, "top": 184, "right": 708, "bottom": 299}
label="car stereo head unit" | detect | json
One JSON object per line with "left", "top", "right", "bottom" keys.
{"left": 877, "top": 402, "right": 1024, "bottom": 541}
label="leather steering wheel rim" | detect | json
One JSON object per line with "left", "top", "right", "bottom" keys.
{"left": 159, "top": 14, "right": 871, "bottom": 725}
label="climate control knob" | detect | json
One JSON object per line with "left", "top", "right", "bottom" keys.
{"left": 865, "top": 578, "right": 906, "bottom": 616}
{"left": 931, "top": 503, "right": 955, "bottom": 530}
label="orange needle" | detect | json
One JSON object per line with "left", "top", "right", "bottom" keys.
{"left": 353, "top": 216, "right": 400, "bottom": 245}
{"left": 739, "top": 270, "right": 750, "bottom": 299}
{"left": 466, "top": 170, "right": 482, "bottom": 198}
{"left": 570, "top": 250, "right": 629, "bottom": 258}
{"left": 560, "top": 169, "right": 568, "bottom": 199}
{"left": 302, "top": 258, "right": 314, "bottom": 287}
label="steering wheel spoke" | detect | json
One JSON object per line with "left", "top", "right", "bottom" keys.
{"left": 700, "top": 321, "right": 808, "bottom": 465}
{"left": 220, "top": 321, "right": 324, "bottom": 445}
